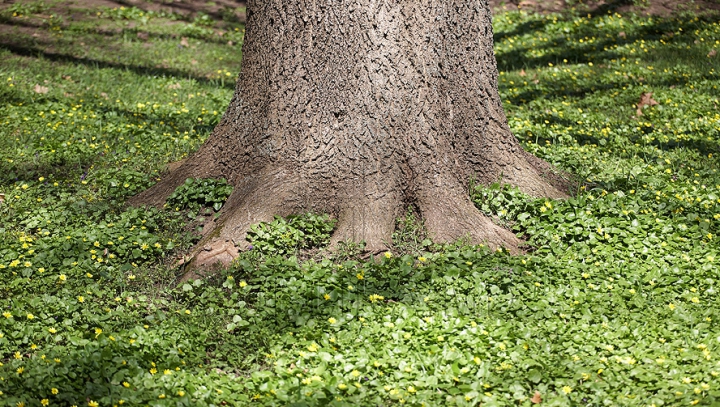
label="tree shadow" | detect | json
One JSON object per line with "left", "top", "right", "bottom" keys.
{"left": 0, "top": 14, "right": 243, "bottom": 47}
{"left": 0, "top": 42, "right": 237, "bottom": 90}
{"left": 494, "top": 11, "right": 720, "bottom": 73}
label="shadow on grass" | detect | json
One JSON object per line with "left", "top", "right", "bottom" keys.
{"left": 0, "top": 14, "right": 243, "bottom": 47}
{"left": 0, "top": 42, "right": 237, "bottom": 90}
{"left": 493, "top": 11, "right": 720, "bottom": 73}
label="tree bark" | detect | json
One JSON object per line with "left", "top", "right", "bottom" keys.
{"left": 130, "top": 0, "right": 570, "bottom": 270}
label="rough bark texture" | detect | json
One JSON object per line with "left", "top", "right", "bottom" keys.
{"left": 130, "top": 0, "right": 570, "bottom": 271}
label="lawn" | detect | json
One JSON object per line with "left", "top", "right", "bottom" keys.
{"left": 1, "top": 1, "right": 719, "bottom": 406}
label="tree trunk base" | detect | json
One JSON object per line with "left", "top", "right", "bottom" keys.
{"left": 128, "top": 0, "right": 576, "bottom": 277}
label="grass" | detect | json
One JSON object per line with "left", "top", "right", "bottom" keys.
{"left": 1, "top": 2, "right": 720, "bottom": 406}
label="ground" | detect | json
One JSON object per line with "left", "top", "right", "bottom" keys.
{"left": 1, "top": 1, "right": 719, "bottom": 406}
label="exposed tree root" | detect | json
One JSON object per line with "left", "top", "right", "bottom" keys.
{"left": 418, "top": 178, "right": 522, "bottom": 253}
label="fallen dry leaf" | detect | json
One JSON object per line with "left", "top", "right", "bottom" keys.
{"left": 180, "top": 37, "right": 189, "bottom": 47}
{"left": 618, "top": 31, "right": 626, "bottom": 38}
{"left": 636, "top": 92, "right": 658, "bottom": 117}
{"left": 709, "top": 49, "right": 717, "bottom": 58}
{"left": 0, "top": 193, "right": 5, "bottom": 204}
{"left": 518, "top": 0, "right": 536, "bottom": 8}
{"left": 531, "top": 391, "right": 542, "bottom": 404}
{"left": 137, "top": 31, "right": 149, "bottom": 41}
{"left": 168, "top": 83, "right": 182, "bottom": 90}
{"left": 520, "top": 69, "right": 527, "bottom": 77}
{"left": 34, "top": 84, "right": 49, "bottom": 94}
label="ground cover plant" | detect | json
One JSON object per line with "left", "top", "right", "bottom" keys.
{"left": 0, "top": 1, "right": 719, "bottom": 406}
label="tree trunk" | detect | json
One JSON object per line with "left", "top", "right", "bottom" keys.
{"left": 130, "top": 0, "right": 570, "bottom": 270}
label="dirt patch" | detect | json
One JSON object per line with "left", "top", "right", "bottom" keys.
{"left": 490, "top": 0, "right": 720, "bottom": 16}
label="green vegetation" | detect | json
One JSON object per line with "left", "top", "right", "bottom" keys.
{"left": 1, "top": 2, "right": 719, "bottom": 406}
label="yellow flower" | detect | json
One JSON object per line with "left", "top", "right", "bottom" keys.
{"left": 177, "top": 390, "right": 185, "bottom": 396}
{"left": 150, "top": 368, "right": 157, "bottom": 374}
{"left": 239, "top": 281, "right": 247, "bottom": 288}
{"left": 669, "top": 303, "right": 676, "bottom": 310}
{"left": 3, "top": 312, "right": 11, "bottom": 318}
{"left": 17, "top": 366, "right": 24, "bottom": 374}
{"left": 51, "top": 388, "right": 58, "bottom": 395}
{"left": 158, "top": 394, "right": 166, "bottom": 399}
{"left": 407, "top": 386, "right": 416, "bottom": 393}
{"left": 338, "top": 383, "right": 347, "bottom": 390}
{"left": 384, "top": 252, "right": 392, "bottom": 259}
{"left": 88, "top": 401, "right": 99, "bottom": 407}
{"left": 122, "top": 382, "right": 130, "bottom": 388}
{"left": 356, "top": 273, "right": 364, "bottom": 280}
{"left": 323, "top": 293, "right": 330, "bottom": 300}
{"left": 418, "top": 256, "right": 426, "bottom": 262}
{"left": 562, "top": 385, "right": 572, "bottom": 394}
{"left": 41, "top": 399, "right": 49, "bottom": 406}
{"left": 691, "top": 297, "right": 699, "bottom": 303}
{"left": 77, "top": 296, "right": 84, "bottom": 303}
{"left": 164, "top": 369, "right": 171, "bottom": 375}
{"left": 59, "top": 274, "right": 66, "bottom": 282}
{"left": 328, "top": 317, "right": 337, "bottom": 324}
{"left": 26, "top": 313, "right": 34, "bottom": 320}
{"left": 94, "top": 328, "right": 102, "bottom": 337}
